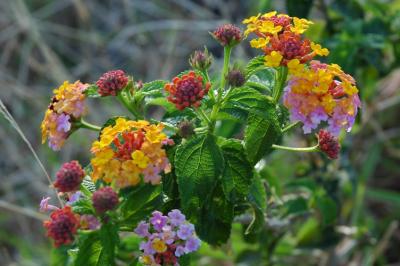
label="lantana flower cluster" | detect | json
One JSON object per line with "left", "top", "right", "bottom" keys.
{"left": 90, "top": 118, "right": 172, "bottom": 188}
{"left": 283, "top": 61, "right": 361, "bottom": 135}
{"left": 41, "top": 81, "right": 88, "bottom": 150}
{"left": 243, "top": 11, "right": 329, "bottom": 68}
{"left": 134, "top": 210, "right": 201, "bottom": 266}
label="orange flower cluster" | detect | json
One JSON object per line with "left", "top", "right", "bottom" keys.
{"left": 243, "top": 11, "right": 328, "bottom": 67}
{"left": 90, "top": 118, "right": 172, "bottom": 188}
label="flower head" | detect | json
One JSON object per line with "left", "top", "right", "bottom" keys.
{"left": 96, "top": 70, "right": 129, "bottom": 96}
{"left": 227, "top": 69, "right": 246, "bottom": 88}
{"left": 134, "top": 209, "right": 201, "bottom": 265}
{"left": 41, "top": 81, "right": 88, "bottom": 150}
{"left": 189, "top": 48, "right": 212, "bottom": 71}
{"left": 80, "top": 214, "right": 101, "bottom": 230}
{"left": 178, "top": 120, "right": 195, "bottom": 139}
{"left": 164, "top": 71, "right": 210, "bottom": 110}
{"left": 90, "top": 118, "right": 172, "bottom": 188}
{"left": 243, "top": 12, "right": 328, "bottom": 67}
{"left": 53, "top": 160, "right": 85, "bottom": 192}
{"left": 43, "top": 206, "right": 80, "bottom": 247}
{"left": 318, "top": 130, "right": 340, "bottom": 159}
{"left": 283, "top": 61, "right": 360, "bottom": 135}
{"left": 92, "top": 187, "right": 119, "bottom": 214}
{"left": 39, "top": 197, "right": 59, "bottom": 212}
{"left": 212, "top": 24, "right": 243, "bottom": 46}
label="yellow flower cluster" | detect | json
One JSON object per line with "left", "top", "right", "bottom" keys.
{"left": 41, "top": 81, "right": 88, "bottom": 150}
{"left": 90, "top": 118, "right": 171, "bottom": 188}
{"left": 243, "top": 11, "right": 329, "bottom": 68}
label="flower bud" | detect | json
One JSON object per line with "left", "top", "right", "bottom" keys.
{"left": 96, "top": 70, "right": 129, "bottom": 96}
{"left": 318, "top": 130, "right": 340, "bottom": 159}
{"left": 54, "top": 161, "right": 85, "bottom": 192}
{"left": 189, "top": 48, "right": 212, "bottom": 71}
{"left": 226, "top": 69, "right": 245, "bottom": 88}
{"left": 212, "top": 24, "right": 242, "bottom": 47}
{"left": 178, "top": 120, "right": 195, "bottom": 139}
{"left": 92, "top": 187, "right": 119, "bottom": 214}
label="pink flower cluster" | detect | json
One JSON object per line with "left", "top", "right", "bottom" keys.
{"left": 134, "top": 210, "right": 201, "bottom": 266}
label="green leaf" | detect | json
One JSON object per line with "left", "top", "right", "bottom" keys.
{"left": 244, "top": 112, "right": 281, "bottom": 166}
{"left": 175, "top": 134, "right": 224, "bottom": 219}
{"left": 72, "top": 198, "right": 94, "bottom": 215}
{"left": 286, "top": 0, "right": 314, "bottom": 18}
{"left": 50, "top": 246, "right": 69, "bottom": 266}
{"left": 146, "top": 97, "right": 176, "bottom": 113}
{"left": 245, "top": 174, "right": 266, "bottom": 234}
{"left": 98, "top": 222, "right": 119, "bottom": 266}
{"left": 84, "top": 85, "right": 101, "bottom": 98}
{"left": 81, "top": 176, "right": 96, "bottom": 197}
{"left": 141, "top": 80, "right": 168, "bottom": 96}
{"left": 120, "top": 184, "right": 162, "bottom": 227}
{"left": 366, "top": 188, "right": 400, "bottom": 207}
{"left": 197, "top": 184, "right": 233, "bottom": 245}
{"left": 75, "top": 233, "right": 106, "bottom": 266}
{"left": 219, "top": 139, "right": 253, "bottom": 201}
{"left": 245, "top": 56, "right": 266, "bottom": 78}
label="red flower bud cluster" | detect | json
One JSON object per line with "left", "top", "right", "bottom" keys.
{"left": 96, "top": 70, "right": 129, "bottom": 96}
{"left": 54, "top": 160, "right": 85, "bottom": 192}
{"left": 164, "top": 71, "right": 210, "bottom": 110}
{"left": 92, "top": 187, "right": 119, "bottom": 214}
{"left": 318, "top": 130, "right": 340, "bottom": 159}
{"left": 43, "top": 206, "right": 80, "bottom": 247}
{"left": 212, "top": 24, "right": 242, "bottom": 46}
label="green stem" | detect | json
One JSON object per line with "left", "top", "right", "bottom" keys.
{"left": 78, "top": 119, "right": 101, "bottom": 131}
{"left": 282, "top": 121, "right": 301, "bottom": 133}
{"left": 272, "top": 66, "right": 288, "bottom": 103}
{"left": 197, "top": 108, "right": 211, "bottom": 125}
{"left": 272, "top": 143, "right": 319, "bottom": 152}
{"left": 117, "top": 93, "right": 143, "bottom": 119}
{"left": 209, "top": 46, "right": 232, "bottom": 132}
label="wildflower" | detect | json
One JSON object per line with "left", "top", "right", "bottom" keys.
{"left": 80, "top": 215, "right": 101, "bottom": 230}
{"left": 212, "top": 24, "right": 243, "bottom": 46}
{"left": 243, "top": 12, "right": 328, "bottom": 67}
{"left": 283, "top": 61, "right": 361, "bottom": 135}
{"left": 96, "top": 70, "right": 129, "bottom": 96}
{"left": 67, "top": 191, "right": 83, "bottom": 205}
{"left": 92, "top": 187, "right": 119, "bottom": 214}
{"left": 226, "top": 69, "right": 246, "bottom": 87}
{"left": 39, "top": 197, "right": 59, "bottom": 212}
{"left": 164, "top": 71, "right": 210, "bottom": 110}
{"left": 90, "top": 118, "right": 172, "bottom": 188}
{"left": 53, "top": 161, "right": 85, "bottom": 192}
{"left": 189, "top": 48, "right": 212, "bottom": 71}
{"left": 318, "top": 130, "right": 340, "bottom": 159}
{"left": 43, "top": 206, "right": 80, "bottom": 247}
{"left": 135, "top": 209, "right": 201, "bottom": 265}
{"left": 41, "top": 81, "right": 88, "bottom": 150}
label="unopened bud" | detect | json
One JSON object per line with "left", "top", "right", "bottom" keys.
{"left": 189, "top": 48, "right": 212, "bottom": 71}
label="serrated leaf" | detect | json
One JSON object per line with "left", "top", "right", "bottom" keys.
{"left": 84, "top": 85, "right": 101, "bottom": 98}
{"left": 219, "top": 139, "right": 253, "bottom": 201}
{"left": 175, "top": 134, "right": 224, "bottom": 219}
{"left": 141, "top": 80, "right": 168, "bottom": 93}
{"left": 244, "top": 111, "right": 281, "bottom": 166}
{"left": 75, "top": 233, "right": 106, "bottom": 266}
{"left": 245, "top": 56, "right": 266, "bottom": 78}
{"left": 197, "top": 184, "right": 233, "bottom": 245}
{"left": 245, "top": 174, "right": 266, "bottom": 234}
{"left": 72, "top": 198, "right": 94, "bottom": 215}
{"left": 146, "top": 97, "right": 176, "bottom": 113}
{"left": 98, "top": 222, "right": 119, "bottom": 266}
{"left": 81, "top": 176, "right": 96, "bottom": 197}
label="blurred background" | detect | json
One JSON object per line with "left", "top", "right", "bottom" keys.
{"left": 1, "top": 0, "right": 400, "bottom": 265}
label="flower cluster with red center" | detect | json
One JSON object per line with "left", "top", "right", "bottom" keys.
{"left": 43, "top": 206, "right": 80, "bottom": 247}
{"left": 164, "top": 71, "right": 210, "bottom": 110}
{"left": 54, "top": 160, "right": 85, "bottom": 192}
{"left": 243, "top": 12, "right": 329, "bottom": 67}
{"left": 113, "top": 131, "right": 145, "bottom": 160}
{"left": 96, "top": 70, "right": 129, "bottom": 96}
{"left": 92, "top": 187, "right": 119, "bottom": 214}
{"left": 212, "top": 24, "right": 243, "bottom": 46}
{"left": 318, "top": 130, "right": 340, "bottom": 159}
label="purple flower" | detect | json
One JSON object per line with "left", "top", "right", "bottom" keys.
{"left": 161, "top": 225, "right": 176, "bottom": 245}
{"left": 185, "top": 236, "right": 201, "bottom": 252}
{"left": 56, "top": 113, "right": 71, "bottom": 132}
{"left": 67, "top": 191, "right": 82, "bottom": 205}
{"left": 39, "top": 197, "right": 59, "bottom": 212}
{"left": 135, "top": 221, "right": 150, "bottom": 237}
{"left": 150, "top": 211, "right": 168, "bottom": 232}
{"left": 168, "top": 209, "right": 186, "bottom": 227}
{"left": 140, "top": 240, "right": 155, "bottom": 255}
{"left": 175, "top": 245, "right": 186, "bottom": 257}
{"left": 177, "top": 223, "right": 194, "bottom": 240}
{"left": 80, "top": 215, "right": 100, "bottom": 230}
